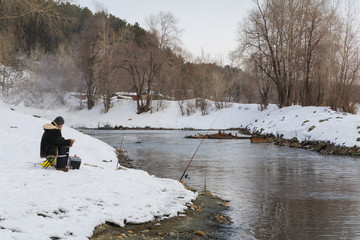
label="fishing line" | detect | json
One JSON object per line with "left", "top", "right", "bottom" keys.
{"left": 179, "top": 112, "right": 222, "bottom": 181}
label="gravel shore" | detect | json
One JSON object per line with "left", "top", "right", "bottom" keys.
{"left": 90, "top": 189, "right": 232, "bottom": 239}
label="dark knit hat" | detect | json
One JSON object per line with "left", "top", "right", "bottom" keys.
{"left": 54, "top": 116, "right": 65, "bottom": 126}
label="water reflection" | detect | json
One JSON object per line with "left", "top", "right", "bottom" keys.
{"left": 83, "top": 129, "right": 360, "bottom": 240}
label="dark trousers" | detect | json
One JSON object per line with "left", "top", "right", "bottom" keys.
{"left": 56, "top": 146, "right": 69, "bottom": 168}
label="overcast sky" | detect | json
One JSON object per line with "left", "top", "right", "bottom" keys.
{"left": 73, "top": 0, "right": 254, "bottom": 64}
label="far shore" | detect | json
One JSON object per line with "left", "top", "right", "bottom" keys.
{"left": 84, "top": 127, "right": 360, "bottom": 157}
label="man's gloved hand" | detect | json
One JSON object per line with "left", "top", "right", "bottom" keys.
{"left": 69, "top": 139, "right": 75, "bottom": 147}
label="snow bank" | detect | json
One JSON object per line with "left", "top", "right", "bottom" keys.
{"left": 13, "top": 98, "right": 360, "bottom": 148}
{"left": 0, "top": 103, "right": 197, "bottom": 240}
{"left": 15, "top": 98, "right": 276, "bottom": 129}
{"left": 2, "top": 95, "right": 360, "bottom": 238}
{"left": 246, "top": 105, "right": 360, "bottom": 147}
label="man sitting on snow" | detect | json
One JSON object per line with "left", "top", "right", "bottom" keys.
{"left": 40, "top": 116, "right": 75, "bottom": 172}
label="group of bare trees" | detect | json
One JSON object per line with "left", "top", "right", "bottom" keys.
{"left": 0, "top": 1, "right": 260, "bottom": 115}
{"left": 77, "top": 12, "right": 128, "bottom": 112}
{"left": 0, "top": 0, "right": 237, "bottom": 115}
{"left": 237, "top": 0, "right": 360, "bottom": 113}
{"left": 0, "top": 0, "right": 65, "bottom": 96}
{"left": 77, "top": 10, "right": 238, "bottom": 114}
{"left": 76, "top": 10, "right": 187, "bottom": 114}
{"left": 4, "top": 0, "right": 358, "bottom": 115}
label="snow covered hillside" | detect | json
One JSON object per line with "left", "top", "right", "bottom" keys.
{"left": 0, "top": 101, "right": 197, "bottom": 240}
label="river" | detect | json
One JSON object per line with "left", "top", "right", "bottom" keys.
{"left": 83, "top": 129, "right": 360, "bottom": 240}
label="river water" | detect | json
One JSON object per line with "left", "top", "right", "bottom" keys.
{"left": 83, "top": 129, "right": 360, "bottom": 240}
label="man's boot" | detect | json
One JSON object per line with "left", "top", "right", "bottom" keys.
{"left": 55, "top": 167, "right": 69, "bottom": 172}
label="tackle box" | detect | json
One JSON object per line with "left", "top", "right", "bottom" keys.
{"left": 68, "top": 156, "right": 82, "bottom": 170}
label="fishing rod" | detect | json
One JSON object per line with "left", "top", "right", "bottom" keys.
{"left": 116, "top": 128, "right": 126, "bottom": 169}
{"left": 179, "top": 112, "right": 221, "bottom": 181}
{"left": 120, "top": 128, "right": 125, "bottom": 150}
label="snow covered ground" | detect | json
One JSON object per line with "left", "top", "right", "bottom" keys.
{"left": 14, "top": 97, "right": 360, "bottom": 148}
{"left": 1, "top": 96, "right": 360, "bottom": 239}
{"left": 248, "top": 105, "right": 360, "bottom": 148}
{"left": 0, "top": 101, "right": 197, "bottom": 240}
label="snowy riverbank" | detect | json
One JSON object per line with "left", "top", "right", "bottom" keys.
{"left": 0, "top": 102, "right": 197, "bottom": 240}
{"left": 13, "top": 98, "right": 360, "bottom": 148}
{"left": 2, "top": 97, "right": 360, "bottom": 238}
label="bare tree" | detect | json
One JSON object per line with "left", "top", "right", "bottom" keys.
{"left": 328, "top": 1, "right": 360, "bottom": 113}
{"left": 0, "top": 30, "right": 14, "bottom": 96}
{"left": 145, "top": 11, "right": 184, "bottom": 104}
{"left": 210, "top": 69, "right": 226, "bottom": 109}
{"left": 192, "top": 51, "right": 212, "bottom": 101}
{"left": 77, "top": 16, "right": 100, "bottom": 110}
{"left": 157, "top": 54, "right": 182, "bottom": 99}
{"left": 119, "top": 33, "right": 166, "bottom": 114}
{"left": 247, "top": 54, "right": 274, "bottom": 109}
{"left": 240, "top": 0, "right": 300, "bottom": 107}
{"left": 94, "top": 13, "right": 124, "bottom": 113}
{"left": 299, "top": 0, "right": 335, "bottom": 106}
{"left": 145, "top": 11, "right": 183, "bottom": 51}
{"left": 117, "top": 11, "right": 183, "bottom": 114}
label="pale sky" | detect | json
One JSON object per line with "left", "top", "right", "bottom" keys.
{"left": 73, "top": 0, "right": 254, "bottom": 64}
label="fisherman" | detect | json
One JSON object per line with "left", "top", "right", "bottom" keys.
{"left": 40, "top": 116, "right": 75, "bottom": 171}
